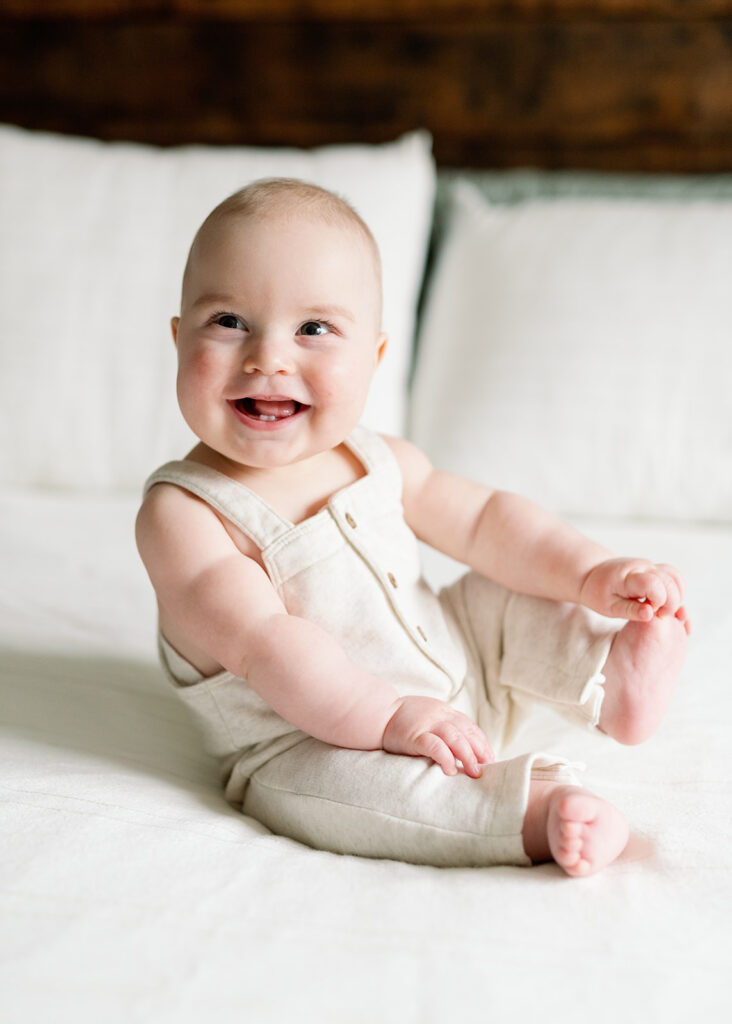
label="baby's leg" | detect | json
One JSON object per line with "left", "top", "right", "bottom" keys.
{"left": 522, "top": 781, "right": 629, "bottom": 877}
{"left": 598, "top": 614, "right": 689, "bottom": 745}
{"left": 240, "top": 736, "right": 574, "bottom": 868}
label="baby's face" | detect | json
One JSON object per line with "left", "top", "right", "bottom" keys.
{"left": 173, "top": 211, "right": 387, "bottom": 473}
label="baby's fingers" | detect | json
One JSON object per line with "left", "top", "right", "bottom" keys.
{"left": 653, "top": 564, "right": 684, "bottom": 617}
{"left": 435, "top": 721, "right": 493, "bottom": 777}
{"left": 618, "top": 564, "right": 687, "bottom": 622}
{"left": 617, "top": 597, "right": 655, "bottom": 622}
{"left": 470, "top": 725, "right": 496, "bottom": 767}
{"left": 414, "top": 733, "right": 459, "bottom": 776}
{"left": 624, "top": 569, "right": 667, "bottom": 610}
{"left": 443, "top": 727, "right": 483, "bottom": 777}
{"left": 626, "top": 565, "right": 685, "bottom": 617}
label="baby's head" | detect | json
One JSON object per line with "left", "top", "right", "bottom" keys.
{"left": 180, "top": 178, "right": 383, "bottom": 328}
{"left": 173, "top": 179, "right": 388, "bottom": 470}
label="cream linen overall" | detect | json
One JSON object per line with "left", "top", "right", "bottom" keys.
{"left": 144, "top": 426, "right": 618, "bottom": 867}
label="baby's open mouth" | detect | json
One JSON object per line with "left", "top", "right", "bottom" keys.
{"left": 234, "top": 397, "right": 308, "bottom": 422}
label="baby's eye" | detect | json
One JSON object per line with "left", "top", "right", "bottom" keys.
{"left": 214, "top": 313, "right": 245, "bottom": 330}
{"left": 299, "top": 320, "right": 330, "bottom": 337}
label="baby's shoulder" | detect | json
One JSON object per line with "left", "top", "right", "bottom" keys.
{"left": 136, "top": 481, "right": 206, "bottom": 561}
{"left": 137, "top": 479, "right": 262, "bottom": 569}
{"left": 137, "top": 477, "right": 200, "bottom": 528}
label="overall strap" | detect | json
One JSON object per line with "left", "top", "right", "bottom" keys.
{"left": 345, "top": 425, "right": 404, "bottom": 497}
{"left": 143, "top": 460, "right": 293, "bottom": 551}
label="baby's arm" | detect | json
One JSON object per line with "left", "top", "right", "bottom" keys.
{"left": 136, "top": 484, "right": 492, "bottom": 776}
{"left": 388, "top": 437, "right": 689, "bottom": 624}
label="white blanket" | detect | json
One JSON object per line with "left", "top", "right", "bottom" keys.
{"left": 1, "top": 490, "right": 730, "bottom": 1022}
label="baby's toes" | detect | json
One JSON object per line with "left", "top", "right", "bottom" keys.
{"left": 547, "top": 787, "right": 629, "bottom": 878}
{"left": 569, "top": 857, "right": 592, "bottom": 877}
{"left": 675, "top": 605, "right": 693, "bottom": 635}
{"left": 559, "top": 835, "right": 583, "bottom": 857}
{"left": 560, "top": 820, "right": 583, "bottom": 840}
{"left": 558, "top": 822, "right": 583, "bottom": 857}
{"left": 558, "top": 835, "right": 592, "bottom": 875}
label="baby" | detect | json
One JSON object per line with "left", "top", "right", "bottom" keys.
{"left": 136, "top": 178, "right": 690, "bottom": 877}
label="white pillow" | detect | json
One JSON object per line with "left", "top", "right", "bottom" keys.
{"left": 410, "top": 181, "right": 732, "bottom": 522}
{"left": 0, "top": 125, "right": 435, "bottom": 490}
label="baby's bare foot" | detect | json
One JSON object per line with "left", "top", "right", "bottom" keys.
{"left": 599, "top": 614, "right": 688, "bottom": 745}
{"left": 547, "top": 787, "right": 629, "bottom": 878}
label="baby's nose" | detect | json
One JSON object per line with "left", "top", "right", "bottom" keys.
{"left": 242, "top": 333, "right": 296, "bottom": 375}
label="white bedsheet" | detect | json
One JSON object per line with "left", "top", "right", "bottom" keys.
{"left": 1, "top": 490, "right": 730, "bottom": 1022}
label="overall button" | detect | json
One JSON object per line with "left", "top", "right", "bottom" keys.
{"left": 387, "top": 572, "right": 398, "bottom": 588}
{"left": 345, "top": 513, "right": 357, "bottom": 529}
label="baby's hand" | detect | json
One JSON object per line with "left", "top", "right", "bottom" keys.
{"left": 382, "top": 696, "right": 495, "bottom": 777}
{"left": 579, "top": 558, "right": 691, "bottom": 630}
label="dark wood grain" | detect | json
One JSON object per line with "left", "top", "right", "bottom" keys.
{"left": 2, "top": 2, "right": 731, "bottom": 170}
{"left": 4, "top": 1, "right": 732, "bottom": 20}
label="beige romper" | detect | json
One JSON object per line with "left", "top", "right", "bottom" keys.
{"left": 144, "top": 426, "right": 617, "bottom": 868}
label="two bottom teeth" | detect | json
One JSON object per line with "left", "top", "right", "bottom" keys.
{"left": 236, "top": 398, "right": 302, "bottom": 421}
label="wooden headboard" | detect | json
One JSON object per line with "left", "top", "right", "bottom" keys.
{"left": 2, "top": 0, "right": 731, "bottom": 171}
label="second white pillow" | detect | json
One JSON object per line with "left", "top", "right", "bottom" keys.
{"left": 410, "top": 181, "right": 732, "bottom": 522}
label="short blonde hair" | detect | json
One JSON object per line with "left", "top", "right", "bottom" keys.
{"left": 182, "top": 177, "right": 382, "bottom": 318}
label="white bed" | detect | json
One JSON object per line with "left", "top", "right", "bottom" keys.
{"left": 1, "top": 124, "right": 731, "bottom": 1022}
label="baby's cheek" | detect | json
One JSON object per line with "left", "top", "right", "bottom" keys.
{"left": 176, "top": 353, "right": 216, "bottom": 416}
{"left": 330, "top": 355, "right": 374, "bottom": 397}
{"left": 313, "top": 365, "right": 347, "bottom": 403}
{"left": 182, "top": 347, "right": 224, "bottom": 387}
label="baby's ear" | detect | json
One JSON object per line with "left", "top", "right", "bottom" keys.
{"left": 375, "top": 333, "right": 388, "bottom": 367}
{"left": 171, "top": 317, "right": 180, "bottom": 346}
